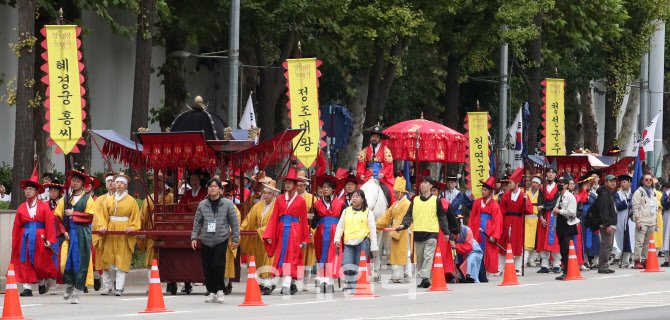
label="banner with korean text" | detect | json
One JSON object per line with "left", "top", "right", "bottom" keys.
{"left": 40, "top": 25, "right": 86, "bottom": 155}
{"left": 283, "top": 58, "right": 324, "bottom": 167}
{"left": 464, "top": 112, "right": 490, "bottom": 199}
{"left": 541, "top": 78, "right": 566, "bottom": 156}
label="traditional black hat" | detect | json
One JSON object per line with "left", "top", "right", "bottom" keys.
{"left": 365, "top": 123, "right": 390, "bottom": 140}
{"left": 618, "top": 174, "right": 632, "bottom": 182}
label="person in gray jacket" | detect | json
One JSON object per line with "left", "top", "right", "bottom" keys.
{"left": 191, "top": 178, "right": 240, "bottom": 303}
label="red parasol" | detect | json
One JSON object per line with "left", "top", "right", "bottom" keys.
{"left": 383, "top": 115, "right": 466, "bottom": 163}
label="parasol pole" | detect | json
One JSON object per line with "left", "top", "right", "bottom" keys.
{"left": 415, "top": 128, "right": 420, "bottom": 195}
{"left": 88, "top": 129, "right": 116, "bottom": 175}
{"left": 329, "top": 106, "right": 334, "bottom": 175}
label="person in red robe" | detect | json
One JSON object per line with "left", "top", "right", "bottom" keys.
{"left": 174, "top": 168, "right": 209, "bottom": 294}
{"left": 357, "top": 124, "right": 395, "bottom": 203}
{"left": 44, "top": 180, "right": 65, "bottom": 294}
{"left": 431, "top": 182, "right": 462, "bottom": 277}
{"left": 179, "top": 169, "right": 209, "bottom": 213}
{"left": 536, "top": 164, "right": 562, "bottom": 274}
{"left": 467, "top": 176, "right": 503, "bottom": 283}
{"left": 311, "top": 175, "right": 345, "bottom": 294}
{"left": 11, "top": 167, "right": 58, "bottom": 296}
{"left": 498, "top": 168, "right": 533, "bottom": 276}
{"left": 263, "top": 168, "right": 309, "bottom": 295}
{"left": 338, "top": 174, "right": 361, "bottom": 206}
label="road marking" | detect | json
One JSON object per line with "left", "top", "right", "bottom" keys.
{"left": 117, "top": 296, "right": 179, "bottom": 301}
{"left": 0, "top": 304, "right": 42, "bottom": 309}
{"left": 498, "top": 283, "right": 547, "bottom": 287}
{"left": 591, "top": 274, "right": 634, "bottom": 280}
{"left": 270, "top": 300, "right": 339, "bottom": 306}
{"left": 118, "top": 311, "right": 191, "bottom": 317}
{"left": 390, "top": 291, "right": 442, "bottom": 297}
{"left": 353, "top": 290, "right": 670, "bottom": 320}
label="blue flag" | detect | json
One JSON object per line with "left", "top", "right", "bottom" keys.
{"left": 631, "top": 152, "right": 643, "bottom": 195}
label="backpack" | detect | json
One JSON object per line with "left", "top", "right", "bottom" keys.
{"left": 583, "top": 199, "right": 601, "bottom": 231}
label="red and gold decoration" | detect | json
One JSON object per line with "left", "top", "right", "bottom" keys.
{"left": 541, "top": 78, "right": 567, "bottom": 156}
{"left": 40, "top": 25, "right": 87, "bottom": 154}
{"left": 464, "top": 112, "right": 491, "bottom": 199}
{"left": 383, "top": 114, "right": 466, "bottom": 163}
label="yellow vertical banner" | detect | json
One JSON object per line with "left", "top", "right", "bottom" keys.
{"left": 284, "top": 58, "right": 321, "bottom": 167}
{"left": 542, "top": 78, "right": 566, "bottom": 156}
{"left": 42, "top": 25, "right": 85, "bottom": 155}
{"left": 466, "top": 112, "right": 489, "bottom": 199}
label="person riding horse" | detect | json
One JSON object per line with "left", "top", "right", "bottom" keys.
{"left": 357, "top": 124, "right": 395, "bottom": 204}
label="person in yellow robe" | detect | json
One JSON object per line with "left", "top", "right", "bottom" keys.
{"left": 139, "top": 173, "right": 175, "bottom": 274}
{"left": 240, "top": 179, "right": 279, "bottom": 295}
{"left": 524, "top": 174, "right": 542, "bottom": 267}
{"left": 97, "top": 172, "right": 141, "bottom": 296}
{"left": 92, "top": 172, "right": 115, "bottom": 291}
{"left": 297, "top": 171, "right": 316, "bottom": 290}
{"left": 375, "top": 176, "right": 412, "bottom": 283}
{"left": 54, "top": 169, "right": 96, "bottom": 304}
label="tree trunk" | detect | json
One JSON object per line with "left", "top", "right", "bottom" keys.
{"left": 129, "top": 0, "right": 156, "bottom": 197}
{"left": 565, "top": 88, "right": 582, "bottom": 153}
{"left": 33, "top": 6, "right": 53, "bottom": 177}
{"left": 62, "top": 1, "right": 92, "bottom": 171}
{"left": 11, "top": 0, "right": 36, "bottom": 209}
{"left": 662, "top": 79, "right": 670, "bottom": 180}
{"left": 130, "top": 0, "right": 155, "bottom": 135}
{"left": 617, "top": 84, "right": 639, "bottom": 147}
{"left": 363, "top": 39, "right": 405, "bottom": 136}
{"left": 603, "top": 73, "right": 619, "bottom": 153}
{"left": 160, "top": 37, "right": 187, "bottom": 131}
{"left": 339, "top": 74, "right": 369, "bottom": 175}
{"left": 443, "top": 54, "right": 461, "bottom": 130}
{"left": 581, "top": 84, "right": 599, "bottom": 152}
{"left": 254, "top": 28, "right": 295, "bottom": 141}
{"left": 526, "top": 12, "right": 542, "bottom": 155}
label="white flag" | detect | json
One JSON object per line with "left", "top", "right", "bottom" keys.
{"left": 626, "top": 132, "right": 639, "bottom": 158}
{"left": 239, "top": 94, "right": 257, "bottom": 130}
{"left": 641, "top": 113, "right": 660, "bottom": 153}
{"left": 508, "top": 107, "right": 523, "bottom": 168}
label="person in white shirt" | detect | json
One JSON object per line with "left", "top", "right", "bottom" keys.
{"left": 0, "top": 183, "right": 10, "bottom": 202}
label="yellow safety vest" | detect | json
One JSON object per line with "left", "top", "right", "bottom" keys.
{"left": 343, "top": 207, "right": 370, "bottom": 243}
{"left": 412, "top": 195, "right": 439, "bottom": 233}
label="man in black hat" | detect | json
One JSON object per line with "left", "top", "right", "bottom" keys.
{"left": 614, "top": 174, "right": 634, "bottom": 267}
{"left": 357, "top": 124, "right": 395, "bottom": 202}
{"left": 443, "top": 172, "right": 471, "bottom": 218}
{"left": 553, "top": 175, "right": 579, "bottom": 280}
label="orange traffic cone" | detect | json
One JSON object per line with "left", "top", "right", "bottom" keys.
{"left": 427, "top": 247, "right": 451, "bottom": 292}
{"left": 642, "top": 235, "right": 664, "bottom": 273}
{"left": 139, "top": 260, "right": 173, "bottom": 314}
{"left": 2, "top": 264, "right": 31, "bottom": 320}
{"left": 239, "top": 256, "right": 268, "bottom": 306}
{"left": 499, "top": 244, "right": 521, "bottom": 286}
{"left": 564, "top": 240, "right": 584, "bottom": 280}
{"left": 349, "top": 252, "right": 378, "bottom": 298}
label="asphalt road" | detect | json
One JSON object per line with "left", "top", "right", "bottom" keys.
{"left": 6, "top": 264, "right": 670, "bottom": 320}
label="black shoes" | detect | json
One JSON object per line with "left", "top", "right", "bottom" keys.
{"left": 598, "top": 269, "right": 615, "bottom": 274}
{"left": 181, "top": 282, "right": 193, "bottom": 294}
{"left": 290, "top": 284, "right": 298, "bottom": 295}
{"left": 261, "top": 285, "right": 276, "bottom": 295}
{"left": 555, "top": 274, "right": 567, "bottom": 281}
{"left": 223, "top": 282, "right": 232, "bottom": 295}
{"left": 418, "top": 278, "right": 431, "bottom": 288}
{"left": 94, "top": 278, "right": 101, "bottom": 291}
{"left": 38, "top": 284, "right": 47, "bottom": 295}
{"left": 20, "top": 289, "right": 33, "bottom": 296}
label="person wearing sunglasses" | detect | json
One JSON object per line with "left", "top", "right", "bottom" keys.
{"left": 631, "top": 173, "right": 659, "bottom": 269}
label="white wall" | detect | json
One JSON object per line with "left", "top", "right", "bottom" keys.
{"left": 0, "top": 7, "right": 225, "bottom": 174}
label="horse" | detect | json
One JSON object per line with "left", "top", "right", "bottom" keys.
{"left": 359, "top": 177, "right": 391, "bottom": 282}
